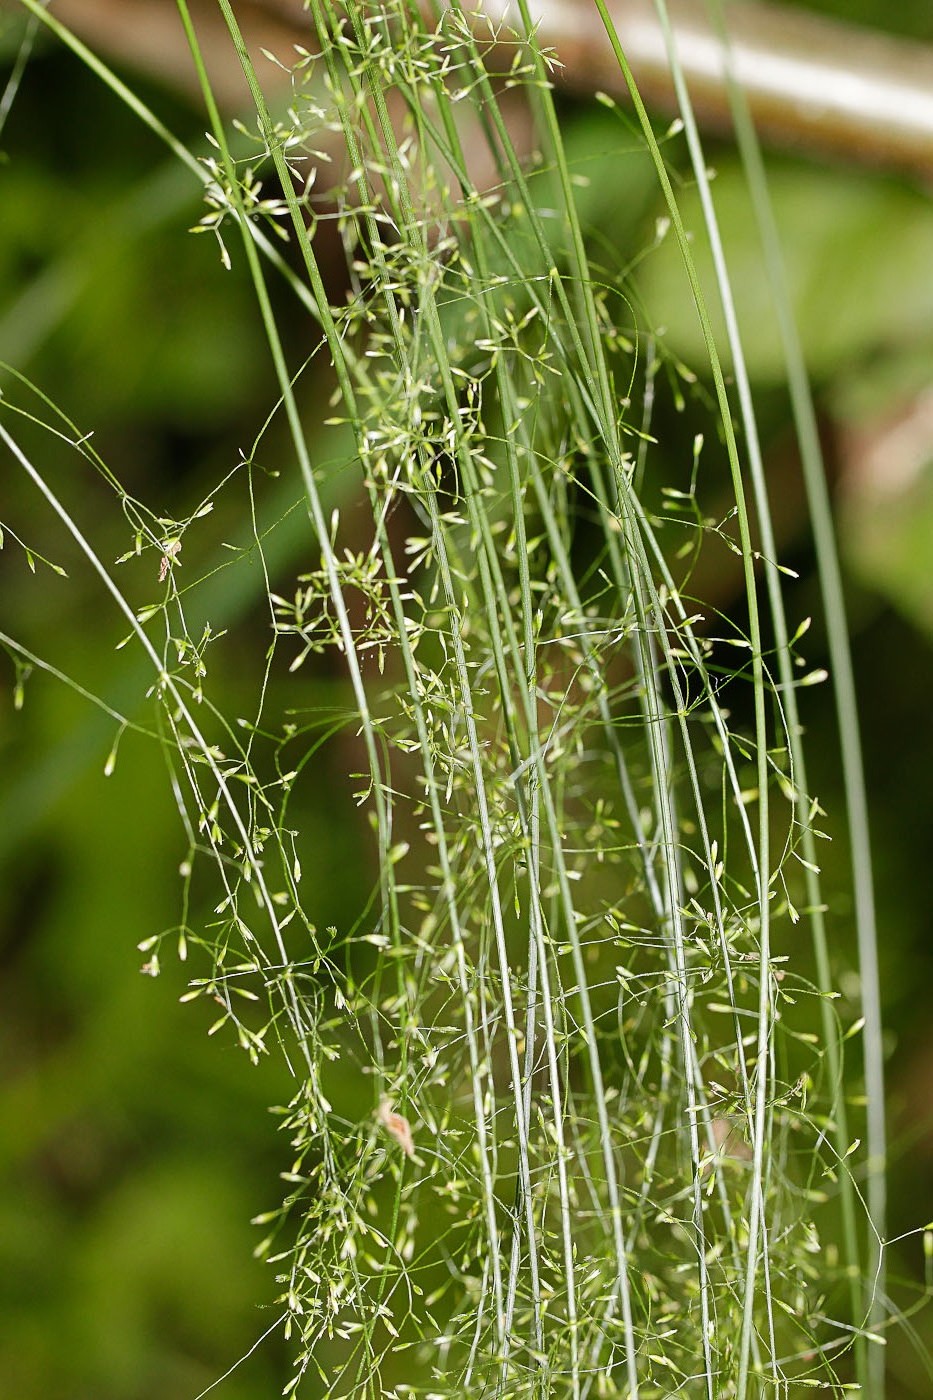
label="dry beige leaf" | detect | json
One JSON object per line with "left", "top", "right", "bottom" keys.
{"left": 159, "top": 539, "right": 182, "bottom": 582}
{"left": 377, "top": 1096, "right": 415, "bottom": 1158}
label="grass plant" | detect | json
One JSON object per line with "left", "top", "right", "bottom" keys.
{"left": 2, "top": 1, "right": 912, "bottom": 1395}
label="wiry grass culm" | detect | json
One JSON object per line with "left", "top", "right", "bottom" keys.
{"left": 3, "top": 1, "right": 917, "bottom": 1395}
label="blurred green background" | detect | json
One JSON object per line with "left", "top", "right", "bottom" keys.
{"left": 1, "top": 2, "right": 931, "bottom": 1395}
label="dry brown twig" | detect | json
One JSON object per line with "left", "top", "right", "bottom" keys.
{"left": 25, "top": 0, "right": 933, "bottom": 178}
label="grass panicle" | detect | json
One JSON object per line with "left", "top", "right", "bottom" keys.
{"left": 1, "top": 2, "right": 907, "bottom": 1395}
